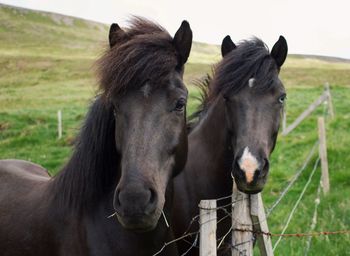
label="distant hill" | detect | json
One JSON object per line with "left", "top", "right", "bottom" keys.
{"left": 0, "top": 3, "right": 108, "bottom": 59}
{"left": 2, "top": 3, "right": 349, "bottom": 65}
{"left": 1, "top": 2, "right": 350, "bottom": 89}
{"left": 289, "top": 54, "right": 350, "bottom": 64}
{"left": 0, "top": 3, "right": 221, "bottom": 64}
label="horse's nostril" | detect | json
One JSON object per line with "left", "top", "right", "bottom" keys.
{"left": 144, "top": 188, "right": 158, "bottom": 214}
{"left": 115, "top": 186, "right": 158, "bottom": 215}
{"left": 262, "top": 158, "right": 269, "bottom": 172}
{"left": 113, "top": 188, "right": 122, "bottom": 212}
{"left": 149, "top": 188, "right": 156, "bottom": 204}
{"left": 255, "top": 169, "right": 261, "bottom": 177}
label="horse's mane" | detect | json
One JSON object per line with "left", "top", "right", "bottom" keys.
{"left": 96, "top": 17, "right": 179, "bottom": 99}
{"left": 188, "top": 37, "right": 279, "bottom": 132}
{"left": 51, "top": 97, "right": 118, "bottom": 213}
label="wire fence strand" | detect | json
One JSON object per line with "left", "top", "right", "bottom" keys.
{"left": 266, "top": 140, "right": 319, "bottom": 217}
{"left": 304, "top": 179, "right": 322, "bottom": 255}
{"left": 273, "top": 157, "right": 320, "bottom": 251}
{"left": 154, "top": 91, "right": 339, "bottom": 255}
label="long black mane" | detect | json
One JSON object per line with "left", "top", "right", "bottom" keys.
{"left": 51, "top": 97, "right": 118, "bottom": 212}
{"left": 188, "top": 37, "right": 279, "bottom": 131}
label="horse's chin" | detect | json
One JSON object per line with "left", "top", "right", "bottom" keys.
{"left": 234, "top": 176, "right": 266, "bottom": 194}
{"left": 237, "top": 186, "right": 263, "bottom": 194}
{"left": 116, "top": 212, "right": 161, "bottom": 233}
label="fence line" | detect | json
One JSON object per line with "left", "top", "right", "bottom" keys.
{"left": 57, "top": 110, "right": 62, "bottom": 139}
{"left": 304, "top": 180, "right": 322, "bottom": 255}
{"left": 318, "top": 117, "right": 330, "bottom": 194}
{"left": 324, "top": 82, "right": 334, "bottom": 118}
{"left": 282, "top": 82, "right": 333, "bottom": 136}
{"left": 153, "top": 84, "right": 335, "bottom": 256}
{"left": 251, "top": 193, "right": 274, "bottom": 256}
{"left": 266, "top": 141, "right": 319, "bottom": 217}
{"left": 230, "top": 228, "right": 350, "bottom": 238}
{"left": 272, "top": 157, "right": 320, "bottom": 251}
{"left": 231, "top": 182, "right": 254, "bottom": 256}
{"left": 199, "top": 200, "right": 217, "bottom": 256}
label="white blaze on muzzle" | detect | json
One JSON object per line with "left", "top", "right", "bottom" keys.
{"left": 238, "top": 147, "right": 260, "bottom": 183}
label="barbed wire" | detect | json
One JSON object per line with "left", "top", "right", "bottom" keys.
{"left": 304, "top": 179, "right": 322, "bottom": 255}
{"left": 152, "top": 197, "right": 245, "bottom": 256}
{"left": 153, "top": 150, "right": 323, "bottom": 255}
{"left": 180, "top": 233, "right": 198, "bottom": 256}
{"left": 153, "top": 89, "right": 336, "bottom": 255}
{"left": 217, "top": 226, "right": 233, "bottom": 249}
{"left": 152, "top": 230, "right": 200, "bottom": 256}
{"left": 273, "top": 156, "right": 320, "bottom": 251}
{"left": 233, "top": 228, "right": 350, "bottom": 237}
{"left": 266, "top": 140, "right": 319, "bottom": 217}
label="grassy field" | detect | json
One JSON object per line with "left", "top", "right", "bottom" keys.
{"left": 0, "top": 4, "right": 349, "bottom": 255}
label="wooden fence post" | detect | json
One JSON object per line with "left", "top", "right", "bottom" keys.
{"left": 318, "top": 117, "right": 330, "bottom": 194}
{"left": 282, "top": 109, "right": 287, "bottom": 134}
{"left": 324, "top": 82, "right": 334, "bottom": 118}
{"left": 232, "top": 182, "right": 253, "bottom": 256}
{"left": 57, "top": 110, "right": 62, "bottom": 139}
{"left": 282, "top": 92, "right": 328, "bottom": 136}
{"left": 199, "top": 200, "right": 217, "bottom": 256}
{"left": 250, "top": 193, "right": 274, "bottom": 256}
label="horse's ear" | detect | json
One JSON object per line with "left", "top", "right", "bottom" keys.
{"left": 109, "top": 23, "right": 125, "bottom": 48}
{"left": 173, "top": 20, "right": 193, "bottom": 66}
{"left": 221, "top": 35, "right": 236, "bottom": 57}
{"left": 271, "top": 36, "right": 288, "bottom": 67}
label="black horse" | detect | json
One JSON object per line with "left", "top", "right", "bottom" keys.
{"left": 0, "top": 17, "right": 192, "bottom": 256}
{"left": 173, "top": 36, "right": 288, "bottom": 255}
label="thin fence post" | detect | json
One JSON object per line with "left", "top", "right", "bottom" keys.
{"left": 199, "top": 200, "right": 217, "bottom": 256}
{"left": 250, "top": 193, "right": 274, "bottom": 256}
{"left": 282, "top": 109, "right": 287, "bottom": 134}
{"left": 232, "top": 181, "right": 253, "bottom": 256}
{"left": 318, "top": 117, "right": 330, "bottom": 194}
{"left": 57, "top": 110, "right": 62, "bottom": 139}
{"left": 324, "top": 82, "right": 334, "bottom": 118}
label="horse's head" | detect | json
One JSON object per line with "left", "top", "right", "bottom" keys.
{"left": 98, "top": 18, "right": 192, "bottom": 231}
{"left": 219, "top": 36, "right": 287, "bottom": 194}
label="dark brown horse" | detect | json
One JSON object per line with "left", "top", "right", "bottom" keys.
{"left": 0, "top": 17, "right": 192, "bottom": 256}
{"left": 173, "top": 36, "right": 288, "bottom": 255}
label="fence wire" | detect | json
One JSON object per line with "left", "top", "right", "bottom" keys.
{"left": 273, "top": 157, "right": 320, "bottom": 251}
{"left": 152, "top": 196, "right": 244, "bottom": 256}
{"left": 153, "top": 89, "right": 337, "bottom": 255}
{"left": 304, "top": 179, "right": 322, "bottom": 256}
{"left": 266, "top": 140, "right": 319, "bottom": 217}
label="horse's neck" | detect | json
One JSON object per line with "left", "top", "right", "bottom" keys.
{"left": 185, "top": 97, "right": 233, "bottom": 199}
{"left": 49, "top": 98, "right": 120, "bottom": 215}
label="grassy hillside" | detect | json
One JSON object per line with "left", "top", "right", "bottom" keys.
{"left": 0, "top": 4, "right": 349, "bottom": 255}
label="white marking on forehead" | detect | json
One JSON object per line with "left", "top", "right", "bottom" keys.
{"left": 238, "top": 147, "right": 260, "bottom": 183}
{"left": 248, "top": 78, "right": 255, "bottom": 88}
{"left": 140, "top": 83, "right": 151, "bottom": 98}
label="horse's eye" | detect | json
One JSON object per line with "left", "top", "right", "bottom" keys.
{"left": 174, "top": 98, "right": 186, "bottom": 112}
{"left": 278, "top": 94, "right": 286, "bottom": 104}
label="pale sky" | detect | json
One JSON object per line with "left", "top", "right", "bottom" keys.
{"left": 1, "top": 0, "right": 349, "bottom": 58}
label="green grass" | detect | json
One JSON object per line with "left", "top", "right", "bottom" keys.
{"left": 1, "top": 3, "right": 350, "bottom": 255}
{"left": 263, "top": 85, "right": 350, "bottom": 255}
